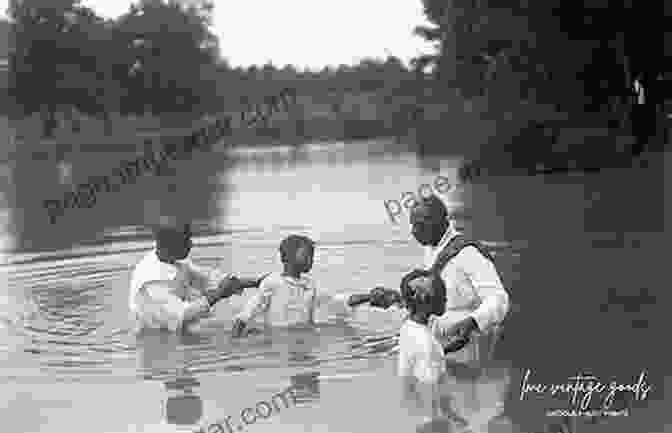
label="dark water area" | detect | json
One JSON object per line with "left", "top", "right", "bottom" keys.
{"left": 0, "top": 138, "right": 670, "bottom": 433}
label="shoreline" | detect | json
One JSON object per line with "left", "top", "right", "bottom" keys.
{"left": 5, "top": 114, "right": 668, "bottom": 184}
{"left": 458, "top": 134, "right": 669, "bottom": 183}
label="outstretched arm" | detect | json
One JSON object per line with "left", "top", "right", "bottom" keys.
{"left": 312, "top": 287, "right": 402, "bottom": 317}
{"left": 231, "top": 276, "right": 274, "bottom": 337}
{"left": 184, "top": 259, "right": 268, "bottom": 296}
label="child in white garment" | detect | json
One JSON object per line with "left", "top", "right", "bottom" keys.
{"left": 231, "top": 234, "right": 400, "bottom": 336}
{"left": 400, "top": 269, "right": 512, "bottom": 433}
{"left": 398, "top": 269, "right": 450, "bottom": 422}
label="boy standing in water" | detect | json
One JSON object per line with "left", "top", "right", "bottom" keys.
{"left": 231, "top": 235, "right": 400, "bottom": 336}
{"left": 399, "top": 269, "right": 514, "bottom": 433}
{"left": 397, "top": 269, "right": 449, "bottom": 422}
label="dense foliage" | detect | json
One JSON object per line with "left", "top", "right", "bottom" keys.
{"left": 412, "top": 0, "right": 666, "bottom": 117}
{"left": 7, "top": 0, "right": 223, "bottom": 137}
{"left": 5, "top": 0, "right": 667, "bottom": 146}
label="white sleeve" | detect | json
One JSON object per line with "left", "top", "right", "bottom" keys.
{"left": 453, "top": 246, "right": 510, "bottom": 332}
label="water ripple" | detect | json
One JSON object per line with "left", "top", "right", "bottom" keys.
{"left": 0, "top": 224, "right": 521, "bottom": 394}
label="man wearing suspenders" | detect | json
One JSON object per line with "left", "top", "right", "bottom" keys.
{"left": 409, "top": 195, "right": 510, "bottom": 367}
{"left": 406, "top": 195, "right": 512, "bottom": 432}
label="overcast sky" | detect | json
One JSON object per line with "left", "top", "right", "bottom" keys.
{"left": 1, "top": 0, "right": 435, "bottom": 70}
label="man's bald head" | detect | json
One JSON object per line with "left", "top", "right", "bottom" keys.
{"left": 153, "top": 221, "right": 190, "bottom": 240}
{"left": 409, "top": 195, "right": 449, "bottom": 247}
{"left": 410, "top": 195, "right": 448, "bottom": 222}
{"left": 152, "top": 220, "right": 192, "bottom": 262}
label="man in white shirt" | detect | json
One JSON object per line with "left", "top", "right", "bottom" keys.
{"left": 408, "top": 195, "right": 509, "bottom": 364}
{"left": 405, "top": 195, "right": 511, "bottom": 432}
{"left": 129, "top": 221, "right": 266, "bottom": 333}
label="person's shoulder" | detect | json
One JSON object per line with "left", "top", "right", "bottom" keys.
{"left": 456, "top": 244, "right": 492, "bottom": 263}
{"left": 134, "top": 250, "right": 155, "bottom": 267}
{"left": 399, "top": 320, "right": 415, "bottom": 337}
{"left": 177, "top": 257, "right": 195, "bottom": 269}
{"left": 400, "top": 322, "right": 438, "bottom": 358}
{"left": 132, "top": 250, "right": 158, "bottom": 278}
{"left": 400, "top": 320, "right": 431, "bottom": 342}
{"left": 456, "top": 244, "right": 480, "bottom": 256}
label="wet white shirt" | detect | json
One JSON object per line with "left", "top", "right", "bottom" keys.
{"left": 234, "top": 272, "right": 356, "bottom": 328}
{"left": 129, "top": 250, "right": 215, "bottom": 333}
{"left": 398, "top": 319, "right": 446, "bottom": 384}
{"left": 424, "top": 228, "right": 510, "bottom": 363}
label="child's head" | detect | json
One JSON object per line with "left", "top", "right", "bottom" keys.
{"left": 400, "top": 269, "right": 446, "bottom": 321}
{"left": 279, "top": 235, "right": 315, "bottom": 274}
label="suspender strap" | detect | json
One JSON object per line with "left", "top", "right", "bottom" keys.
{"left": 431, "top": 235, "right": 495, "bottom": 276}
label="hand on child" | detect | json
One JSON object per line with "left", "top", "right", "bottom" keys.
{"left": 432, "top": 316, "right": 479, "bottom": 353}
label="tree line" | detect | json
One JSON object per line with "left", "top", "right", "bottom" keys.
{"left": 6, "top": 0, "right": 222, "bottom": 137}
{"left": 6, "top": 0, "right": 668, "bottom": 148}
{"left": 412, "top": 0, "right": 668, "bottom": 135}
{"left": 5, "top": 0, "right": 424, "bottom": 140}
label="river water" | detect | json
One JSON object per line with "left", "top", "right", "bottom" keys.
{"left": 0, "top": 138, "right": 670, "bottom": 433}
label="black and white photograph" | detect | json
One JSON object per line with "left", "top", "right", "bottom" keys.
{"left": 0, "top": 1, "right": 670, "bottom": 432}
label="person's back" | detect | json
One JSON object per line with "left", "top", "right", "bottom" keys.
{"left": 231, "top": 234, "right": 402, "bottom": 337}
{"left": 237, "top": 271, "right": 316, "bottom": 329}
{"left": 233, "top": 235, "right": 318, "bottom": 331}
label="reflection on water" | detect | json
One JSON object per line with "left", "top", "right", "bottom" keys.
{"left": 6, "top": 146, "right": 222, "bottom": 254}
{"left": 138, "top": 332, "right": 205, "bottom": 426}
{"left": 0, "top": 138, "right": 669, "bottom": 433}
{"left": 290, "top": 371, "right": 321, "bottom": 404}
{"left": 415, "top": 363, "right": 514, "bottom": 433}
{"left": 164, "top": 373, "right": 203, "bottom": 426}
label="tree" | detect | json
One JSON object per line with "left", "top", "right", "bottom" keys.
{"left": 8, "top": 0, "right": 85, "bottom": 137}
{"left": 413, "top": 0, "right": 663, "bottom": 121}
{"left": 59, "top": 10, "right": 129, "bottom": 135}
{"left": 115, "top": 0, "right": 219, "bottom": 116}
